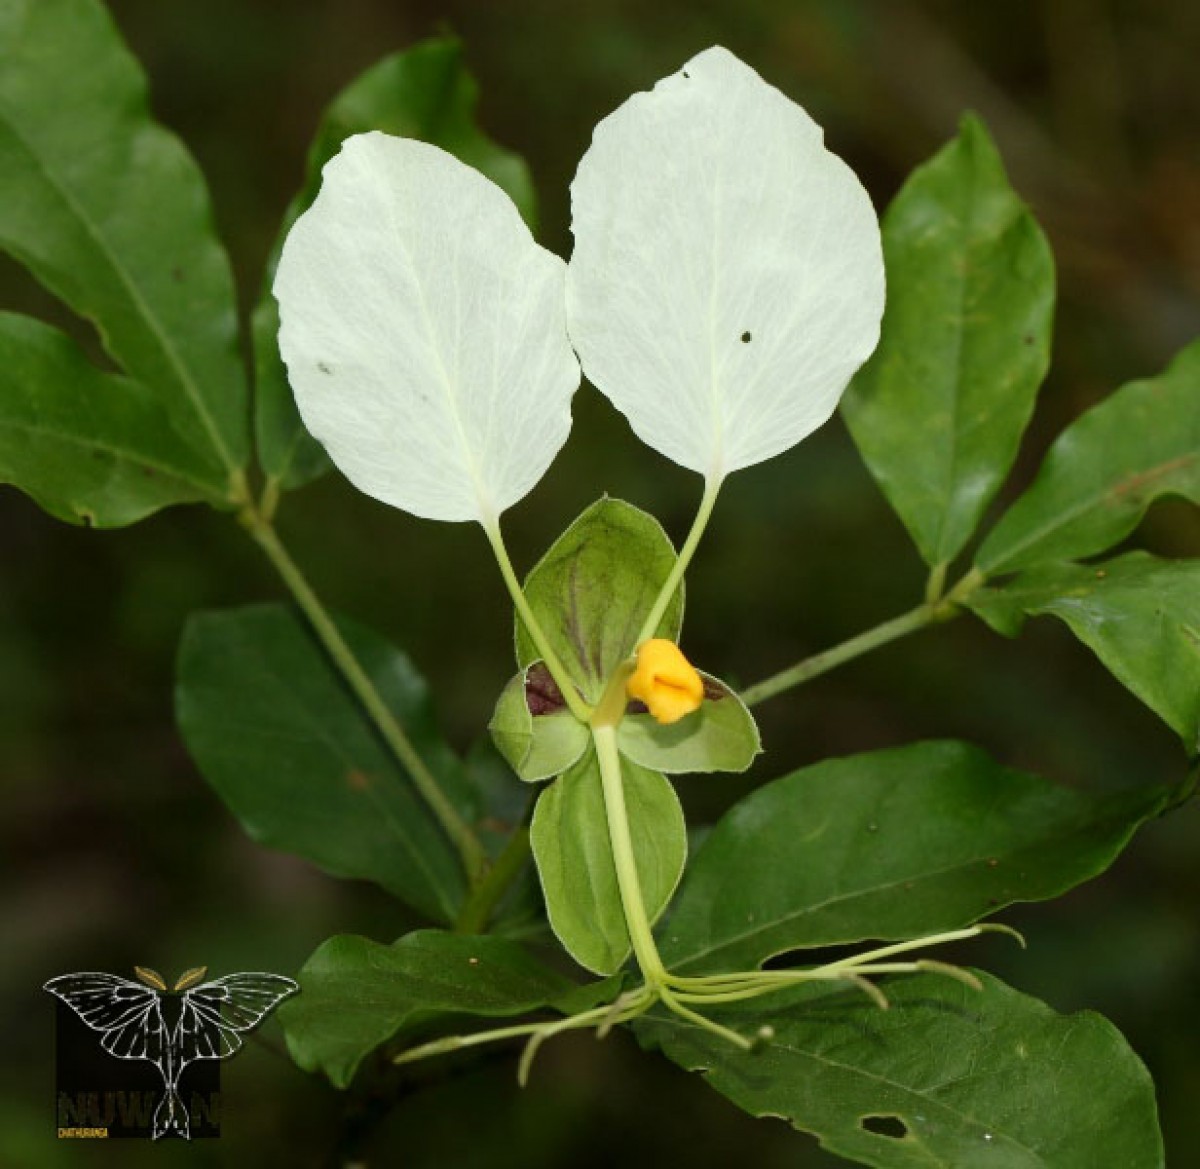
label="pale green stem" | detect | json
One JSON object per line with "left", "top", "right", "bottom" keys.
{"left": 246, "top": 512, "right": 487, "bottom": 885}
{"left": 814, "top": 925, "right": 987, "bottom": 969}
{"left": 740, "top": 568, "right": 989, "bottom": 708}
{"left": 740, "top": 603, "right": 941, "bottom": 707}
{"left": 635, "top": 474, "right": 723, "bottom": 647}
{"left": 657, "top": 982, "right": 753, "bottom": 1049}
{"left": 591, "top": 723, "right": 668, "bottom": 984}
{"left": 481, "top": 516, "right": 592, "bottom": 723}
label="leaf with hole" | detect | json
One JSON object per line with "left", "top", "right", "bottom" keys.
{"left": 638, "top": 971, "right": 1163, "bottom": 1168}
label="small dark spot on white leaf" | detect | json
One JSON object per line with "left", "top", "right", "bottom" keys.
{"left": 318, "top": 361, "right": 333, "bottom": 375}
{"left": 861, "top": 1115, "right": 908, "bottom": 1140}
{"left": 682, "top": 70, "right": 690, "bottom": 79}
{"left": 741, "top": 331, "right": 752, "bottom": 343}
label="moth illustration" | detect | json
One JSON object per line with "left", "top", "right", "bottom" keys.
{"left": 44, "top": 965, "right": 298, "bottom": 1139}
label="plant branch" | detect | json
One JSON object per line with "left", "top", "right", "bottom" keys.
{"left": 454, "top": 823, "right": 532, "bottom": 935}
{"left": 242, "top": 505, "right": 488, "bottom": 886}
{"left": 740, "top": 570, "right": 985, "bottom": 708}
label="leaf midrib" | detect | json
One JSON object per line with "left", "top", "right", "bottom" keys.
{"left": 0, "top": 97, "right": 238, "bottom": 478}
{"left": 669, "top": 803, "right": 1144, "bottom": 971}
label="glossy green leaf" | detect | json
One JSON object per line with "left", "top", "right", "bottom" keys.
{"left": 662, "top": 740, "right": 1168, "bottom": 973}
{"left": 519, "top": 498, "right": 683, "bottom": 702}
{"left": 280, "top": 931, "right": 577, "bottom": 1088}
{"left": 0, "top": 0, "right": 247, "bottom": 484}
{"left": 0, "top": 313, "right": 226, "bottom": 525}
{"left": 639, "top": 972, "right": 1163, "bottom": 1169}
{"left": 531, "top": 747, "right": 686, "bottom": 974}
{"left": 176, "top": 603, "right": 478, "bottom": 923}
{"left": 254, "top": 35, "right": 538, "bottom": 492}
{"left": 967, "top": 553, "right": 1200, "bottom": 752}
{"left": 488, "top": 665, "right": 589, "bottom": 782}
{"left": 618, "top": 673, "right": 760, "bottom": 774}
{"left": 977, "top": 340, "right": 1200, "bottom": 574}
{"left": 842, "top": 115, "right": 1055, "bottom": 569}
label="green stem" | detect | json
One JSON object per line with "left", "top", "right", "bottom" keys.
{"left": 481, "top": 517, "right": 592, "bottom": 723}
{"left": 739, "top": 603, "right": 941, "bottom": 707}
{"left": 244, "top": 510, "right": 488, "bottom": 885}
{"left": 740, "top": 568, "right": 991, "bottom": 708}
{"left": 591, "top": 722, "right": 667, "bottom": 984}
{"left": 454, "top": 824, "right": 532, "bottom": 935}
{"left": 635, "top": 475, "right": 723, "bottom": 647}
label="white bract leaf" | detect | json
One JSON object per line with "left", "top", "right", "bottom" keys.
{"left": 566, "top": 47, "right": 885, "bottom": 481}
{"left": 274, "top": 132, "right": 580, "bottom": 523}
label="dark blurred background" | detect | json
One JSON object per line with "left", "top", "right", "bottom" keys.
{"left": 3, "top": 1, "right": 1198, "bottom": 1165}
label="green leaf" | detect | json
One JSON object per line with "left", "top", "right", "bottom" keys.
{"left": 0, "top": 313, "right": 227, "bottom": 525}
{"left": 519, "top": 498, "right": 683, "bottom": 702}
{"left": 176, "top": 603, "right": 478, "bottom": 923}
{"left": 638, "top": 972, "right": 1163, "bottom": 1169}
{"left": 661, "top": 740, "right": 1169, "bottom": 973}
{"left": 488, "top": 664, "right": 589, "bottom": 782}
{"left": 977, "top": 339, "right": 1200, "bottom": 574}
{"left": 0, "top": 0, "right": 247, "bottom": 485}
{"left": 618, "top": 673, "right": 761, "bottom": 774}
{"left": 531, "top": 747, "right": 686, "bottom": 975}
{"left": 254, "top": 34, "right": 538, "bottom": 492}
{"left": 967, "top": 553, "right": 1200, "bottom": 752}
{"left": 842, "top": 114, "right": 1055, "bottom": 569}
{"left": 280, "top": 930, "right": 577, "bottom": 1088}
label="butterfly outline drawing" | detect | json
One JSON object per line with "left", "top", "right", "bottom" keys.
{"left": 44, "top": 965, "right": 298, "bottom": 1139}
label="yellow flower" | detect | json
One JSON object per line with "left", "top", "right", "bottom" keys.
{"left": 626, "top": 639, "right": 704, "bottom": 725}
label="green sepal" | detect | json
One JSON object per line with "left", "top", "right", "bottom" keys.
{"left": 530, "top": 747, "right": 686, "bottom": 975}
{"left": 518, "top": 497, "right": 683, "bottom": 703}
{"left": 488, "top": 663, "right": 589, "bottom": 782}
{"left": 618, "top": 672, "right": 761, "bottom": 774}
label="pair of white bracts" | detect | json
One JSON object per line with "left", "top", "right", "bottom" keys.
{"left": 273, "top": 46, "right": 885, "bottom": 526}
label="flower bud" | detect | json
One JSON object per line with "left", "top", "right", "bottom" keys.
{"left": 627, "top": 639, "right": 704, "bottom": 725}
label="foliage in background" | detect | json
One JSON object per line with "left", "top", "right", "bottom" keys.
{"left": 2, "top": 0, "right": 1198, "bottom": 1166}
